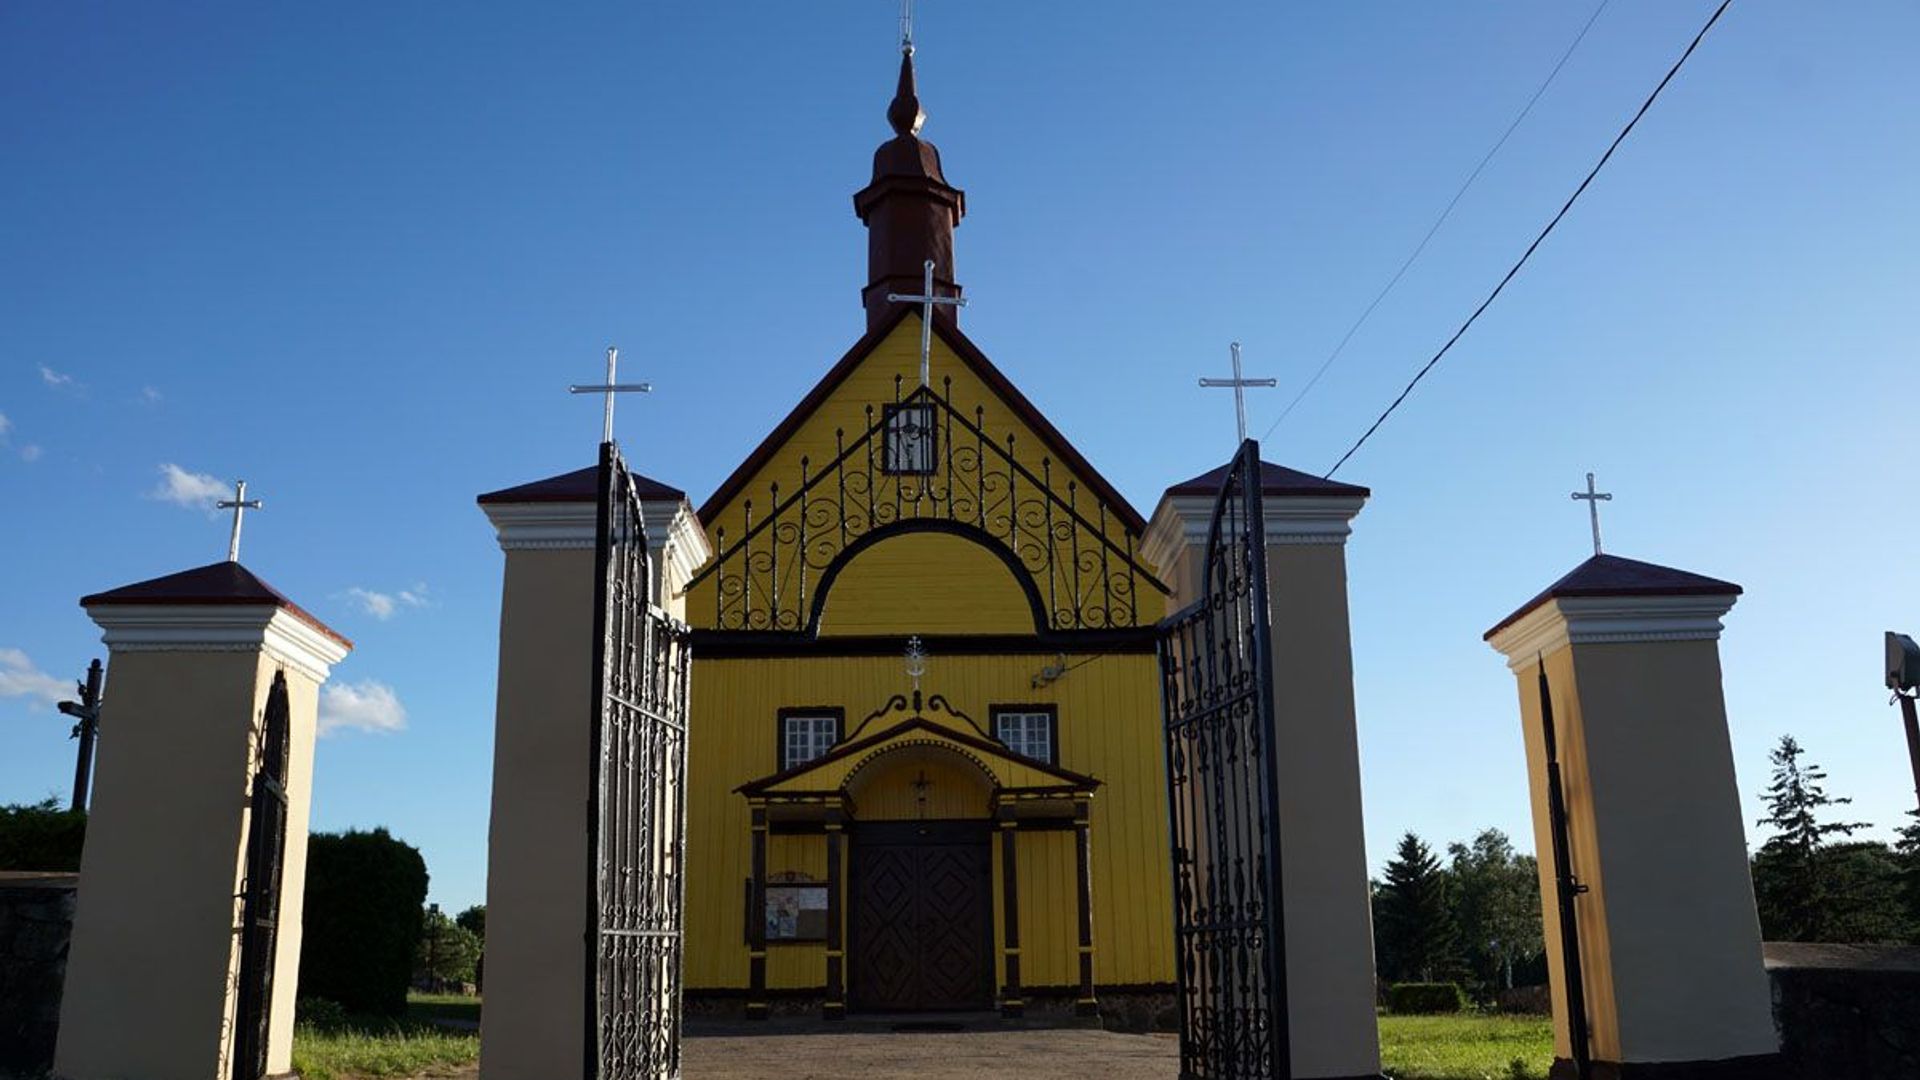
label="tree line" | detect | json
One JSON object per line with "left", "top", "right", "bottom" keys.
{"left": 1373, "top": 733, "right": 1920, "bottom": 1004}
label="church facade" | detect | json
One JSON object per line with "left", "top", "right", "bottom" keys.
{"left": 679, "top": 48, "right": 1177, "bottom": 1018}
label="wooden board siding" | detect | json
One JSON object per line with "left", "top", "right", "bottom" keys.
{"left": 686, "top": 318, "right": 1155, "bottom": 631}
{"left": 816, "top": 531, "right": 1037, "bottom": 637}
{"left": 684, "top": 651, "right": 1173, "bottom": 991}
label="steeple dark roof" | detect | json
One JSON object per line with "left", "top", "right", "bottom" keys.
{"left": 854, "top": 46, "right": 966, "bottom": 332}
{"left": 80, "top": 561, "right": 351, "bottom": 647}
{"left": 1165, "top": 461, "right": 1371, "bottom": 500}
{"left": 1484, "top": 554, "right": 1742, "bottom": 640}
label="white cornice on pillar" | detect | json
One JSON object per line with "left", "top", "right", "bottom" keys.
{"left": 84, "top": 604, "right": 353, "bottom": 682}
{"left": 1486, "top": 592, "right": 1740, "bottom": 672}
{"left": 1143, "top": 491, "right": 1367, "bottom": 571}
{"left": 481, "top": 495, "right": 713, "bottom": 597}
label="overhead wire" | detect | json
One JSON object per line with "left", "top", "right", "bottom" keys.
{"left": 1259, "top": 0, "right": 1615, "bottom": 444}
{"left": 1322, "top": 0, "right": 1734, "bottom": 478}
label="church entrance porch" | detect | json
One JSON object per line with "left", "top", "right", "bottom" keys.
{"left": 848, "top": 821, "right": 994, "bottom": 1012}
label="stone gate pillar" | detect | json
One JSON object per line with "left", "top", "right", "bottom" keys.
{"left": 1485, "top": 554, "right": 1784, "bottom": 1078}
{"left": 1145, "top": 459, "right": 1382, "bottom": 1080}
{"left": 54, "top": 561, "right": 350, "bottom": 1080}
{"left": 475, "top": 465, "right": 707, "bottom": 1080}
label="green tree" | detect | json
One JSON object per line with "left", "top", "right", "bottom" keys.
{"left": 1446, "top": 829, "right": 1543, "bottom": 995}
{"left": 455, "top": 903, "right": 486, "bottom": 941}
{"left": 415, "top": 906, "right": 483, "bottom": 989}
{"left": 0, "top": 799, "right": 85, "bottom": 871}
{"left": 1752, "top": 735, "right": 1869, "bottom": 942}
{"left": 1898, "top": 812, "right": 1920, "bottom": 944}
{"left": 1374, "top": 832, "right": 1461, "bottom": 983}
{"left": 298, "top": 827, "right": 428, "bottom": 1016}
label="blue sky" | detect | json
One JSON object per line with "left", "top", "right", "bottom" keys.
{"left": 3, "top": 2, "right": 1915, "bottom": 912}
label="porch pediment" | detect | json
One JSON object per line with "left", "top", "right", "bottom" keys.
{"left": 736, "top": 714, "right": 1098, "bottom": 802}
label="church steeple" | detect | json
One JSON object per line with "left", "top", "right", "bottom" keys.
{"left": 854, "top": 43, "right": 966, "bottom": 332}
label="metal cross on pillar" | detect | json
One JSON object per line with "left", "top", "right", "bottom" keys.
{"left": 569, "top": 346, "right": 653, "bottom": 446}
{"left": 1571, "top": 472, "right": 1613, "bottom": 557}
{"left": 1198, "top": 341, "right": 1278, "bottom": 446}
{"left": 216, "top": 480, "right": 262, "bottom": 563}
{"left": 887, "top": 260, "right": 968, "bottom": 388}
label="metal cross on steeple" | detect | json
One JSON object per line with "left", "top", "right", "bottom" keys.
{"left": 570, "top": 346, "right": 653, "bottom": 446}
{"left": 1198, "top": 342, "right": 1278, "bottom": 445}
{"left": 900, "top": 0, "right": 914, "bottom": 52}
{"left": 887, "top": 260, "right": 968, "bottom": 388}
{"left": 216, "top": 480, "right": 262, "bottom": 563}
{"left": 1571, "top": 471, "right": 1613, "bottom": 556}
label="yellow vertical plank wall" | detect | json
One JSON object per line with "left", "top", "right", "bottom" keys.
{"left": 685, "top": 653, "right": 1172, "bottom": 991}
{"left": 686, "top": 318, "right": 1148, "bottom": 632}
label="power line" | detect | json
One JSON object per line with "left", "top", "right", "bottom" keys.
{"left": 1323, "top": 0, "right": 1733, "bottom": 479}
{"left": 1260, "top": 0, "right": 1614, "bottom": 443}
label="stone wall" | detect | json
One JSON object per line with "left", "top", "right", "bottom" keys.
{"left": 1766, "top": 942, "right": 1920, "bottom": 1080}
{"left": 0, "top": 873, "right": 78, "bottom": 1080}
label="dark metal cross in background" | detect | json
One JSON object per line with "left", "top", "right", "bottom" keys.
{"left": 217, "top": 480, "right": 262, "bottom": 563}
{"left": 1571, "top": 472, "right": 1613, "bottom": 557}
{"left": 56, "top": 658, "right": 104, "bottom": 811}
{"left": 1198, "top": 341, "right": 1277, "bottom": 446}
{"left": 569, "top": 346, "right": 652, "bottom": 446}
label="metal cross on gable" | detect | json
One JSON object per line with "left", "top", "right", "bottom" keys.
{"left": 217, "top": 480, "right": 262, "bottom": 563}
{"left": 888, "top": 260, "right": 968, "bottom": 388}
{"left": 569, "top": 346, "right": 653, "bottom": 446}
{"left": 1198, "top": 341, "right": 1278, "bottom": 446}
{"left": 1572, "top": 471, "right": 1613, "bottom": 556}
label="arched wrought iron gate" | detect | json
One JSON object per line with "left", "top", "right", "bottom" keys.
{"left": 586, "top": 442, "right": 693, "bottom": 1080}
{"left": 232, "top": 670, "right": 291, "bottom": 1080}
{"left": 1156, "top": 440, "right": 1291, "bottom": 1080}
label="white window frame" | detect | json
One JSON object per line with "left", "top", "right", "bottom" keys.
{"left": 780, "top": 712, "right": 840, "bottom": 770}
{"left": 993, "top": 708, "right": 1056, "bottom": 765}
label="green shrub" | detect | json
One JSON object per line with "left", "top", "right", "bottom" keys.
{"left": 1386, "top": 981, "right": 1469, "bottom": 1014}
{"left": 298, "top": 828, "right": 427, "bottom": 1017}
{"left": 0, "top": 799, "right": 86, "bottom": 871}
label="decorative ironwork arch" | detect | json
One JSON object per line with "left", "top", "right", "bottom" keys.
{"left": 231, "top": 669, "right": 290, "bottom": 1080}
{"left": 691, "top": 377, "right": 1169, "bottom": 633}
{"left": 803, "top": 519, "right": 1052, "bottom": 636}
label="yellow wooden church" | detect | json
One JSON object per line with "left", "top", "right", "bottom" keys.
{"left": 676, "top": 46, "right": 1181, "bottom": 1019}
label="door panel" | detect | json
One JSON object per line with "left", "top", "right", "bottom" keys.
{"left": 849, "top": 822, "right": 992, "bottom": 1012}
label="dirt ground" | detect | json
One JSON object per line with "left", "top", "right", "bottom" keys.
{"left": 432, "top": 1029, "right": 1180, "bottom": 1079}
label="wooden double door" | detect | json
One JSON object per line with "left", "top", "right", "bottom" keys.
{"left": 848, "top": 821, "right": 994, "bottom": 1012}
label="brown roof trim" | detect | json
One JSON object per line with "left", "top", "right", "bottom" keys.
{"left": 1164, "top": 460, "right": 1370, "bottom": 499}
{"left": 735, "top": 714, "right": 1100, "bottom": 796}
{"left": 476, "top": 464, "right": 686, "bottom": 505}
{"left": 80, "top": 561, "right": 352, "bottom": 648}
{"left": 696, "top": 307, "right": 1150, "bottom": 534}
{"left": 1483, "top": 554, "right": 1743, "bottom": 641}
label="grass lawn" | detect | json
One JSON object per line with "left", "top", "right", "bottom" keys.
{"left": 1379, "top": 1013, "right": 1555, "bottom": 1080}
{"left": 291, "top": 993, "right": 481, "bottom": 1080}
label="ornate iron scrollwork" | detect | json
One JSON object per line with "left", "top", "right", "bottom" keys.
{"left": 692, "top": 377, "right": 1168, "bottom": 633}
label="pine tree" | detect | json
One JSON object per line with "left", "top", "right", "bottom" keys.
{"left": 1753, "top": 734, "right": 1869, "bottom": 941}
{"left": 1374, "top": 831, "right": 1461, "bottom": 984}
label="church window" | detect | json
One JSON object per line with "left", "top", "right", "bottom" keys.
{"left": 992, "top": 706, "right": 1057, "bottom": 764}
{"left": 778, "top": 709, "right": 842, "bottom": 769}
{"left": 883, "top": 403, "right": 937, "bottom": 474}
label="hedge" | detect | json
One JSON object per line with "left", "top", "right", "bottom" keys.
{"left": 0, "top": 799, "right": 86, "bottom": 871}
{"left": 298, "top": 827, "right": 428, "bottom": 1017}
{"left": 1386, "top": 982, "right": 1470, "bottom": 1014}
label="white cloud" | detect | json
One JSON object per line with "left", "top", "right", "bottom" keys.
{"left": 0, "top": 648, "right": 69, "bottom": 708}
{"left": 39, "top": 365, "right": 75, "bottom": 390}
{"left": 0, "top": 412, "right": 10, "bottom": 438}
{"left": 319, "top": 680, "right": 408, "bottom": 737}
{"left": 347, "top": 583, "right": 430, "bottom": 621}
{"left": 19, "top": 444, "right": 41, "bottom": 463}
{"left": 140, "top": 386, "right": 163, "bottom": 405}
{"left": 150, "top": 463, "right": 229, "bottom": 509}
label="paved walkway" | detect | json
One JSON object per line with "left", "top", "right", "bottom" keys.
{"left": 681, "top": 1029, "right": 1180, "bottom": 1079}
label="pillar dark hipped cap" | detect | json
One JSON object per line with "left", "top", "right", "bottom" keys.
{"left": 854, "top": 47, "right": 966, "bottom": 332}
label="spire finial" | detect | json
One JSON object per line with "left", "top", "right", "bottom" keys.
{"left": 887, "top": 6, "right": 925, "bottom": 137}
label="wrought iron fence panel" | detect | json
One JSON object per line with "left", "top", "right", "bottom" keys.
{"left": 1157, "top": 440, "right": 1290, "bottom": 1080}
{"left": 231, "top": 670, "right": 291, "bottom": 1080}
{"left": 693, "top": 378, "right": 1167, "bottom": 632}
{"left": 589, "top": 442, "right": 692, "bottom": 1080}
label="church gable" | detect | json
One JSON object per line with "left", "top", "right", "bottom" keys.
{"left": 686, "top": 310, "right": 1167, "bottom": 635}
